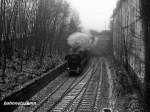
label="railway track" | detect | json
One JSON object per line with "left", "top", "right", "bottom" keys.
{"left": 47, "top": 58, "right": 110, "bottom": 112}
{"left": 12, "top": 58, "right": 95, "bottom": 112}
{"left": 3, "top": 57, "right": 112, "bottom": 112}
{"left": 30, "top": 59, "right": 96, "bottom": 112}
{"left": 49, "top": 62, "right": 97, "bottom": 112}
{"left": 71, "top": 58, "right": 102, "bottom": 112}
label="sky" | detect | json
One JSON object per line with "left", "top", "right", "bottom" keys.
{"left": 66, "top": 0, "right": 118, "bottom": 31}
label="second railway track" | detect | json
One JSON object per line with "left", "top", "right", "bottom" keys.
{"left": 50, "top": 62, "right": 98, "bottom": 112}
{"left": 32, "top": 59, "right": 97, "bottom": 112}
{"left": 14, "top": 57, "right": 109, "bottom": 112}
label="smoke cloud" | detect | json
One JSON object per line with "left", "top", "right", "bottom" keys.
{"left": 67, "top": 31, "right": 105, "bottom": 56}
{"left": 67, "top": 32, "right": 92, "bottom": 51}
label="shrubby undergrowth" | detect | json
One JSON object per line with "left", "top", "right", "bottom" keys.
{"left": 0, "top": 55, "right": 63, "bottom": 100}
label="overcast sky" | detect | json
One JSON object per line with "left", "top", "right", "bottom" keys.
{"left": 66, "top": 0, "right": 118, "bottom": 31}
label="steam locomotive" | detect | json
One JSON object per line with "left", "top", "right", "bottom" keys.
{"left": 65, "top": 50, "right": 89, "bottom": 75}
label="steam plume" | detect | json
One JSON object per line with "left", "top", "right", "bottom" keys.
{"left": 67, "top": 32, "right": 92, "bottom": 51}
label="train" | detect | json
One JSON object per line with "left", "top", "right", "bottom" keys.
{"left": 65, "top": 50, "right": 89, "bottom": 75}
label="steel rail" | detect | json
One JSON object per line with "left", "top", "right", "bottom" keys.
{"left": 33, "top": 58, "right": 94, "bottom": 112}
{"left": 47, "top": 66, "right": 93, "bottom": 112}
{"left": 55, "top": 61, "right": 98, "bottom": 112}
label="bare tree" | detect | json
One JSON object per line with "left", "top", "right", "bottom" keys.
{"left": 0, "top": 0, "right": 81, "bottom": 83}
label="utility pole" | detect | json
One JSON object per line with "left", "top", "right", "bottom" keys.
{"left": 105, "top": 20, "right": 106, "bottom": 31}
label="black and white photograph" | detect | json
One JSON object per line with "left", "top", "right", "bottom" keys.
{"left": 0, "top": 0, "right": 149, "bottom": 111}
